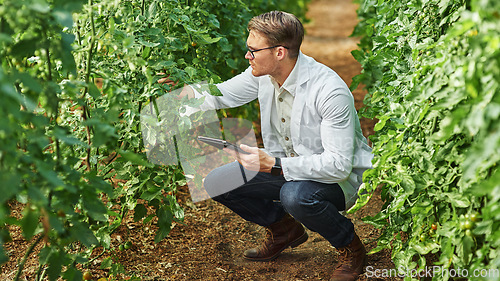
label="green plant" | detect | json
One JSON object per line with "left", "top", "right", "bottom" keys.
{"left": 350, "top": 0, "right": 499, "bottom": 279}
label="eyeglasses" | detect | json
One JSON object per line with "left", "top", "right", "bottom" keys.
{"left": 246, "top": 45, "right": 289, "bottom": 59}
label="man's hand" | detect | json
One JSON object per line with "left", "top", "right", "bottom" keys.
{"left": 157, "top": 73, "right": 195, "bottom": 99}
{"left": 223, "top": 144, "right": 275, "bottom": 173}
{"left": 157, "top": 73, "right": 177, "bottom": 86}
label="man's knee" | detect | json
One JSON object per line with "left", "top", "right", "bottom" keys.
{"left": 203, "top": 161, "right": 246, "bottom": 199}
{"left": 203, "top": 166, "right": 225, "bottom": 198}
{"left": 280, "top": 182, "right": 314, "bottom": 214}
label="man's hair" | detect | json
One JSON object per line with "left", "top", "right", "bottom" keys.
{"left": 248, "top": 11, "right": 304, "bottom": 58}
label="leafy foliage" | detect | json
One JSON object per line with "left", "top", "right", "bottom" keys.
{"left": 351, "top": 0, "right": 499, "bottom": 279}
{"left": 0, "top": 0, "right": 310, "bottom": 279}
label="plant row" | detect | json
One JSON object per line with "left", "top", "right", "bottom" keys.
{"left": 351, "top": 0, "right": 499, "bottom": 279}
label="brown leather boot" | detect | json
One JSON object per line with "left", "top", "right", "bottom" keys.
{"left": 243, "top": 214, "right": 308, "bottom": 261}
{"left": 330, "top": 233, "right": 367, "bottom": 281}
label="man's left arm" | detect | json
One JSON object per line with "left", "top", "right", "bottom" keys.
{"left": 280, "top": 91, "right": 356, "bottom": 183}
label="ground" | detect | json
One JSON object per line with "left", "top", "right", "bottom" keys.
{"left": 1, "top": 0, "right": 402, "bottom": 280}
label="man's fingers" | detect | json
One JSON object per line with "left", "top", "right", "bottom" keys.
{"left": 223, "top": 147, "right": 238, "bottom": 158}
{"left": 158, "top": 78, "right": 176, "bottom": 85}
{"left": 156, "top": 73, "right": 177, "bottom": 85}
{"left": 239, "top": 144, "right": 258, "bottom": 153}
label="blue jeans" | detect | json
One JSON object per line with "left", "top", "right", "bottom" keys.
{"left": 204, "top": 161, "right": 355, "bottom": 248}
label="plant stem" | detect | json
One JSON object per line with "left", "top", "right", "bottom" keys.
{"left": 82, "top": 0, "right": 97, "bottom": 171}
{"left": 433, "top": 203, "right": 439, "bottom": 222}
{"left": 85, "top": 248, "right": 106, "bottom": 265}
{"left": 75, "top": 19, "right": 82, "bottom": 46}
{"left": 100, "top": 142, "right": 127, "bottom": 179}
{"left": 14, "top": 235, "right": 44, "bottom": 281}
{"left": 137, "top": 100, "right": 143, "bottom": 137}
{"left": 35, "top": 264, "right": 47, "bottom": 281}
{"left": 45, "top": 46, "right": 52, "bottom": 82}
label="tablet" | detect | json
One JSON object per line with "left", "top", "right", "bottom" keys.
{"left": 197, "top": 136, "right": 250, "bottom": 154}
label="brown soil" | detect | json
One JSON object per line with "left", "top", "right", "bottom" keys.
{"left": 1, "top": 0, "right": 398, "bottom": 280}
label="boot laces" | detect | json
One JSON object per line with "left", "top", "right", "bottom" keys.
{"left": 335, "top": 248, "right": 353, "bottom": 269}
{"left": 256, "top": 228, "right": 274, "bottom": 252}
{"left": 264, "top": 228, "right": 275, "bottom": 243}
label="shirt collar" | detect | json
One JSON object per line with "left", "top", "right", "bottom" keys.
{"left": 269, "top": 55, "right": 300, "bottom": 97}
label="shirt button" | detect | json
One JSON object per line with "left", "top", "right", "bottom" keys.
{"left": 291, "top": 153, "right": 295, "bottom": 157}
{"left": 279, "top": 97, "right": 283, "bottom": 102}
{"left": 285, "top": 137, "right": 289, "bottom": 141}
{"left": 281, "top": 118, "right": 286, "bottom": 123}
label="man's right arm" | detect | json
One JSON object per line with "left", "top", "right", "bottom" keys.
{"left": 195, "top": 66, "right": 260, "bottom": 110}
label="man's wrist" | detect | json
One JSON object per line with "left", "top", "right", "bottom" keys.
{"left": 271, "top": 157, "right": 282, "bottom": 176}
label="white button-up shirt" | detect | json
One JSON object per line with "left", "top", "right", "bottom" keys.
{"left": 270, "top": 56, "right": 299, "bottom": 158}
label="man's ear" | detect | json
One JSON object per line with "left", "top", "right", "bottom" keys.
{"left": 276, "top": 46, "right": 287, "bottom": 60}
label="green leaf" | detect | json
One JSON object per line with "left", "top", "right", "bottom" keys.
{"left": 53, "top": 9, "right": 74, "bottom": 28}
{"left": 101, "top": 257, "right": 113, "bottom": 269}
{"left": 82, "top": 192, "right": 108, "bottom": 222}
{"left": 374, "top": 115, "right": 390, "bottom": 131}
{"left": 0, "top": 174, "right": 20, "bottom": 204}
{"left": 226, "top": 58, "right": 237, "bottom": 69}
{"left": 21, "top": 208, "right": 39, "bottom": 240}
{"left": 412, "top": 241, "right": 440, "bottom": 255}
{"left": 60, "top": 33, "right": 77, "bottom": 75}
{"left": 110, "top": 263, "right": 125, "bottom": 275}
{"left": 71, "top": 222, "right": 98, "bottom": 248}
{"left": 11, "top": 38, "right": 39, "bottom": 57}
{"left": 95, "top": 228, "right": 111, "bottom": 248}
{"left": 134, "top": 203, "right": 148, "bottom": 222}
{"left": 461, "top": 234, "right": 475, "bottom": 264}
{"left": 142, "top": 46, "right": 151, "bottom": 59}
{"left": 61, "top": 266, "right": 82, "bottom": 281}
{"left": 164, "top": 36, "right": 183, "bottom": 51}
{"left": 207, "top": 14, "right": 220, "bottom": 28}
{"left": 184, "top": 66, "right": 197, "bottom": 78}
{"left": 47, "top": 250, "right": 63, "bottom": 281}
{"left": 30, "top": 0, "right": 51, "bottom": 13}
{"left": 201, "top": 34, "right": 221, "bottom": 44}
{"left": 123, "top": 35, "right": 135, "bottom": 49}
{"left": 0, "top": 248, "right": 7, "bottom": 264}
{"left": 54, "top": 127, "right": 87, "bottom": 147}
{"left": 140, "top": 187, "right": 162, "bottom": 201}
{"left": 88, "top": 83, "right": 101, "bottom": 99}
{"left": 154, "top": 205, "right": 173, "bottom": 243}
{"left": 137, "top": 38, "right": 160, "bottom": 48}
{"left": 362, "top": 212, "right": 388, "bottom": 228}
{"left": 38, "top": 162, "right": 65, "bottom": 188}
{"left": 118, "top": 149, "right": 154, "bottom": 168}
{"left": 443, "top": 192, "right": 470, "bottom": 208}
{"left": 351, "top": 49, "right": 365, "bottom": 61}
{"left": 16, "top": 72, "right": 43, "bottom": 93}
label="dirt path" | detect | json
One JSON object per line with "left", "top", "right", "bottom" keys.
{"left": 1, "top": 1, "right": 397, "bottom": 280}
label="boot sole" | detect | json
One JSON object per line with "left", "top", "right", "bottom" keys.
{"left": 243, "top": 231, "right": 309, "bottom": 262}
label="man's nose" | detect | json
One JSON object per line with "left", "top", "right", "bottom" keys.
{"left": 244, "top": 51, "right": 253, "bottom": 60}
